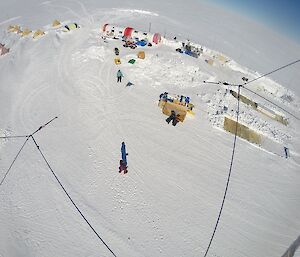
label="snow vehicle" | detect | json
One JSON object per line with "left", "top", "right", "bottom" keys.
{"left": 123, "top": 40, "right": 136, "bottom": 49}
{"left": 114, "top": 47, "right": 120, "bottom": 55}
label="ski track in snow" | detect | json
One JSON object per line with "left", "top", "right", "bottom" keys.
{"left": 114, "top": 8, "right": 159, "bottom": 17}
{"left": 0, "top": 16, "right": 22, "bottom": 26}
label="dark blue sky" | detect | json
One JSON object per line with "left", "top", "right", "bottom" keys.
{"left": 209, "top": 0, "right": 300, "bottom": 42}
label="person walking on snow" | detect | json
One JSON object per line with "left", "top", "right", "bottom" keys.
{"left": 119, "top": 142, "right": 128, "bottom": 174}
{"left": 172, "top": 114, "right": 180, "bottom": 126}
{"left": 185, "top": 96, "right": 190, "bottom": 106}
{"left": 117, "top": 69, "right": 123, "bottom": 83}
{"left": 166, "top": 110, "right": 176, "bottom": 124}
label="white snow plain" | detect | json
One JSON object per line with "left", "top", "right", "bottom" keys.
{"left": 0, "top": 1, "right": 300, "bottom": 257}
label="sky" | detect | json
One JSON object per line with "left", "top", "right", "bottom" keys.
{"left": 208, "top": 0, "right": 300, "bottom": 43}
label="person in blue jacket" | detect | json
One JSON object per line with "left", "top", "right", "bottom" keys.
{"left": 119, "top": 142, "right": 128, "bottom": 173}
{"left": 117, "top": 70, "right": 123, "bottom": 83}
{"left": 185, "top": 96, "right": 190, "bottom": 106}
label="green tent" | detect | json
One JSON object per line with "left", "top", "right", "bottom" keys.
{"left": 128, "top": 59, "right": 136, "bottom": 64}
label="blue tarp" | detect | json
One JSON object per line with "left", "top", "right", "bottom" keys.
{"left": 136, "top": 40, "right": 147, "bottom": 46}
{"left": 185, "top": 50, "right": 198, "bottom": 58}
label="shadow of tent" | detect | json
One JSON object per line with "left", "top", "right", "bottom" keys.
{"left": 126, "top": 82, "right": 134, "bottom": 87}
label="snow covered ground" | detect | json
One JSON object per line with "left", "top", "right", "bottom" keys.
{"left": 1, "top": 1, "right": 300, "bottom": 257}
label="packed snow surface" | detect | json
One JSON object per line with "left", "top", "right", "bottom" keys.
{"left": 0, "top": 1, "right": 300, "bottom": 257}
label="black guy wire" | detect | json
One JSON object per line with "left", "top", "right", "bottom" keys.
{"left": 242, "top": 59, "right": 300, "bottom": 87}
{"left": 203, "top": 80, "right": 300, "bottom": 120}
{"left": 203, "top": 85, "right": 241, "bottom": 257}
{"left": 241, "top": 86, "right": 300, "bottom": 120}
{"left": 203, "top": 59, "right": 300, "bottom": 120}
{"left": 0, "top": 137, "right": 30, "bottom": 186}
{"left": 0, "top": 117, "right": 58, "bottom": 186}
{"left": 31, "top": 116, "right": 58, "bottom": 136}
{"left": 241, "top": 59, "right": 300, "bottom": 120}
{"left": 0, "top": 116, "right": 58, "bottom": 140}
{"left": 30, "top": 135, "right": 117, "bottom": 257}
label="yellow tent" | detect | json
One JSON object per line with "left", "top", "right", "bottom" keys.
{"left": 20, "top": 28, "right": 32, "bottom": 37}
{"left": 205, "top": 59, "right": 214, "bottom": 65}
{"left": 33, "top": 29, "right": 45, "bottom": 39}
{"left": 8, "top": 25, "right": 21, "bottom": 33}
{"left": 114, "top": 58, "right": 121, "bottom": 65}
{"left": 52, "top": 20, "right": 61, "bottom": 27}
{"left": 137, "top": 51, "right": 145, "bottom": 59}
{"left": 216, "top": 54, "right": 228, "bottom": 63}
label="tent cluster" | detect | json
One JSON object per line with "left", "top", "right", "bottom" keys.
{"left": 158, "top": 92, "right": 195, "bottom": 126}
{"left": 105, "top": 29, "right": 195, "bottom": 127}
{"left": 205, "top": 54, "right": 230, "bottom": 66}
{"left": 105, "top": 28, "right": 195, "bottom": 127}
{"left": 176, "top": 40, "right": 203, "bottom": 58}
{"left": 114, "top": 49, "right": 146, "bottom": 66}
{"left": 3, "top": 20, "right": 80, "bottom": 55}
{"left": 173, "top": 38, "right": 230, "bottom": 67}
{"left": 6, "top": 20, "right": 79, "bottom": 40}
{"left": 8, "top": 24, "right": 44, "bottom": 39}
{"left": 102, "top": 24, "right": 161, "bottom": 47}
{"left": 102, "top": 24, "right": 154, "bottom": 65}
{"left": 214, "top": 54, "right": 229, "bottom": 64}
{"left": 128, "top": 51, "right": 145, "bottom": 64}
{"left": 51, "top": 19, "right": 80, "bottom": 32}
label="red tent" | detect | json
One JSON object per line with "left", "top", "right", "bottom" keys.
{"left": 124, "top": 27, "right": 134, "bottom": 37}
{"left": 153, "top": 33, "right": 161, "bottom": 44}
